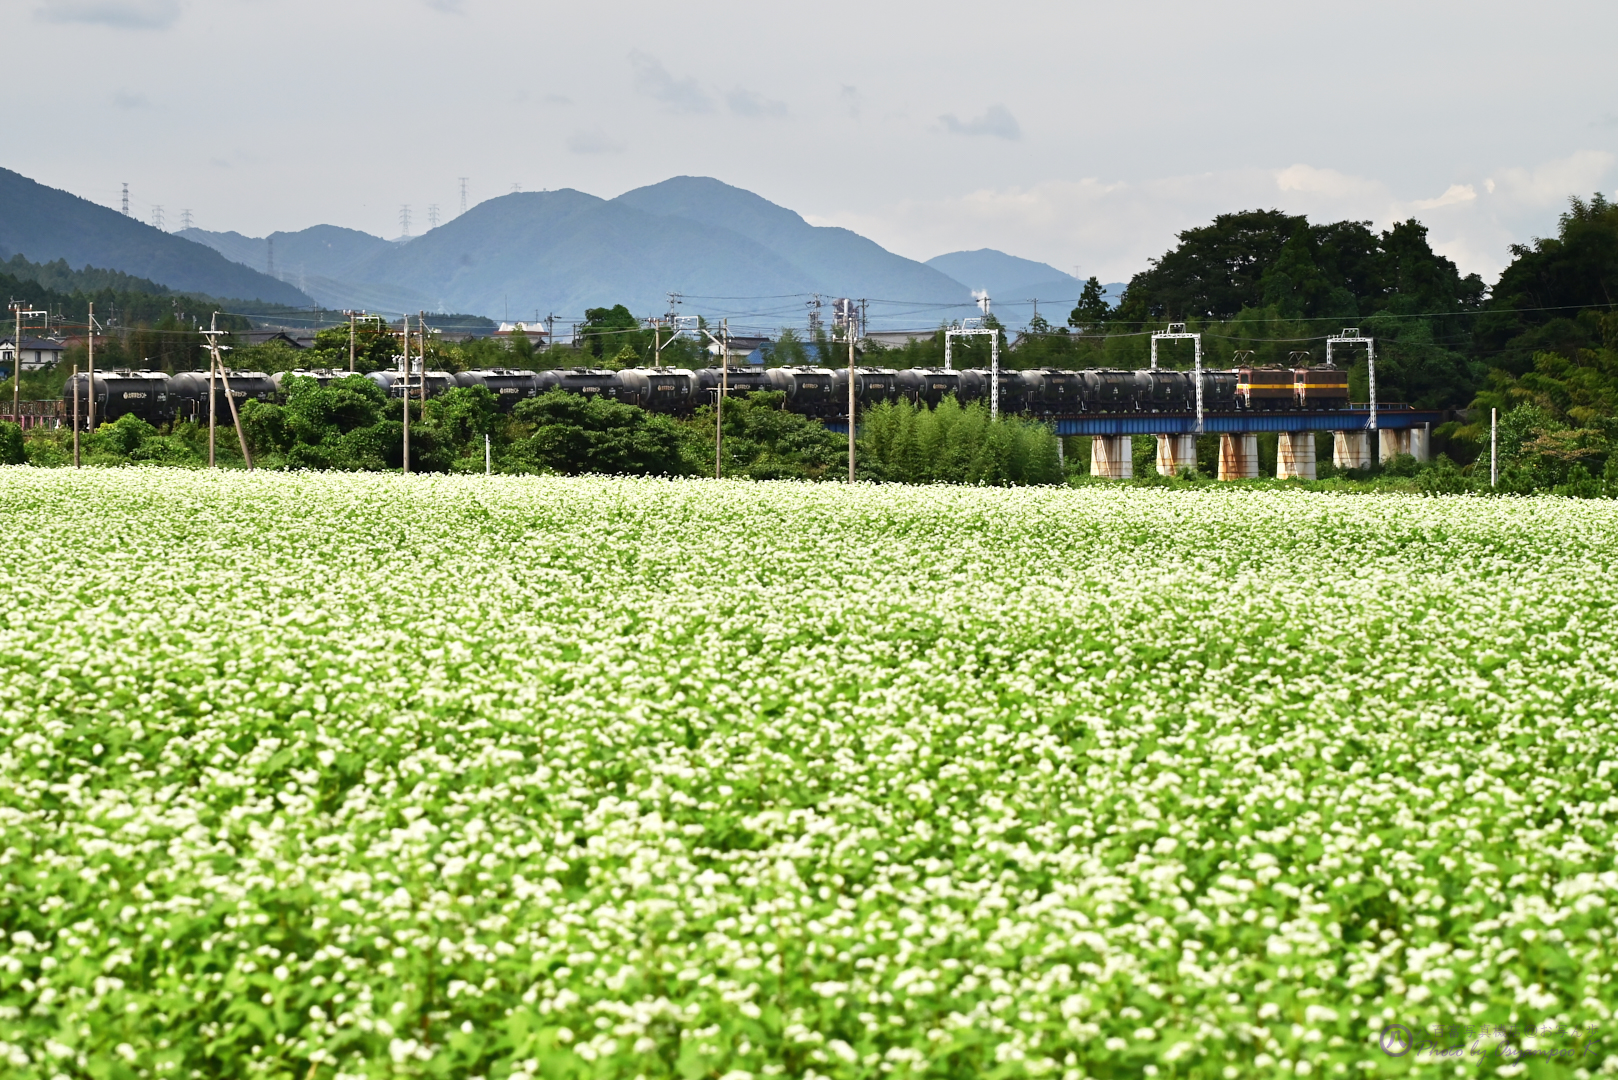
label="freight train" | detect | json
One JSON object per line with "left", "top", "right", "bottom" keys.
{"left": 62, "top": 363, "right": 1351, "bottom": 427}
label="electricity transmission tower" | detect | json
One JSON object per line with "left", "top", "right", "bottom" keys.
{"left": 458, "top": 178, "right": 468, "bottom": 215}
{"left": 150, "top": 205, "right": 164, "bottom": 231}
{"left": 399, "top": 205, "right": 411, "bottom": 237}
{"left": 427, "top": 204, "right": 440, "bottom": 230}
{"left": 179, "top": 209, "right": 193, "bottom": 230}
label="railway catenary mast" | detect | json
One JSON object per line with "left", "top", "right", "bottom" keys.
{"left": 1325, "top": 328, "right": 1376, "bottom": 468}
{"left": 944, "top": 295, "right": 1001, "bottom": 418}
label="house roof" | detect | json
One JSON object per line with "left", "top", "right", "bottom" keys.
{"left": 0, "top": 336, "right": 65, "bottom": 351}
{"left": 237, "top": 330, "right": 307, "bottom": 348}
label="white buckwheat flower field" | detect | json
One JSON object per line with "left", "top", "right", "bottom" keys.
{"left": 1, "top": 468, "right": 1615, "bottom": 1079}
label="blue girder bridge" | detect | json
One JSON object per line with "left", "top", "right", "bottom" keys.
{"left": 1050, "top": 406, "right": 1443, "bottom": 436}
{"left": 825, "top": 407, "right": 1443, "bottom": 436}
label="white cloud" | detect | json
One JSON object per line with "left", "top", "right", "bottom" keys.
{"left": 35, "top": 0, "right": 181, "bottom": 29}
{"left": 567, "top": 130, "right": 624, "bottom": 155}
{"left": 727, "top": 88, "right": 787, "bottom": 119}
{"left": 939, "top": 105, "right": 1020, "bottom": 141}
{"left": 1490, "top": 150, "right": 1615, "bottom": 208}
{"left": 1412, "top": 184, "right": 1477, "bottom": 211}
{"left": 629, "top": 51, "right": 713, "bottom": 114}
{"left": 809, "top": 151, "right": 1618, "bottom": 287}
{"left": 1275, "top": 164, "right": 1387, "bottom": 204}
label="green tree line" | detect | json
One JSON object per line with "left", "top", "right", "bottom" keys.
{"left": 6, "top": 376, "right": 1069, "bottom": 487}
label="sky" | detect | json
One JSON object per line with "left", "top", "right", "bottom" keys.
{"left": 7, "top": 0, "right": 1618, "bottom": 286}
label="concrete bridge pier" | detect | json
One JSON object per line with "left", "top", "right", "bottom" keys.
{"left": 1379, "top": 426, "right": 1430, "bottom": 462}
{"left": 1090, "top": 435, "right": 1133, "bottom": 479}
{"left": 1276, "top": 431, "right": 1317, "bottom": 479}
{"left": 1333, "top": 431, "right": 1371, "bottom": 470}
{"left": 1217, "top": 433, "right": 1259, "bottom": 480}
{"left": 1155, "top": 434, "right": 1197, "bottom": 476}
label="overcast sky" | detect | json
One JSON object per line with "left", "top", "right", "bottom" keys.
{"left": 9, "top": 0, "right": 1618, "bottom": 286}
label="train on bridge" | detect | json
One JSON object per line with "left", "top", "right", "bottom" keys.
{"left": 54, "top": 360, "right": 1439, "bottom": 481}
{"left": 62, "top": 361, "right": 1360, "bottom": 425}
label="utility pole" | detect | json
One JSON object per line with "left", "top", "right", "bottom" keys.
{"left": 990, "top": 325, "right": 1000, "bottom": 421}
{"left": 87, "top": 302, "right": 97, "bottom": 431}
{"left": 1491, "top": 407, "right": 1498, "bottom": 488}
{"left": 417, "top": 312, "right": 428, "bottom": 421}
{"left": 719, "top": 320, "right": 727, "bottom": 478}
{"left": 208, "top": 323, "right": 217, "bottom": 466}
{"left": 203, "top": 313, "right": 252, "bottom": 469}
{"left": 701, "top": 321, "right": 730, "bottom": 478}
{"left": 10, "top": 302, "right": 46, "bottom": 422}
{"left": 847, "top": 319, "right": 856, "bottom": 483}
{"left": 401, "top": 316, "right": 411, "bottom": 475}
{"left": 71, "top": 362, "right": 79, "bottom": 467}
{"left": 347, "top": 310, "right": 357, "bottom": 372}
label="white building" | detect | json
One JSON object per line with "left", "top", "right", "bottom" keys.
{"left": 494, "top": 322, "right": 548, "bottom": 344}
{"left": 0, "top": 337, "right": 66, "bottom": 372}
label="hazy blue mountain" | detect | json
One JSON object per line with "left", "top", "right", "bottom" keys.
{"left": 180, "top": 225, "right": 421, "bottom": 311}
{"left": 925, "top": 249, "right": 1083, "bottom": 302}
{"left": 613, "top": 177, "right": 973, "bottom": 309}
{"left": 180, "top": 225, "right": 393, "bottom": 282}
{"left": 327, "top": 188, "right": 825, "bottom": 328}
{"left": 184, "top": 180, "right": 978, "bottom": 327}
{"left": 927, "top": 249, "right": 1127, "bottom": 311}
{"left": 0, "top": 167, "right": 311, "bottom": 306}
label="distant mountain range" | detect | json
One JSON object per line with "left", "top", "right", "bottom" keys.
{"left": 0, "top": 167, "right": 311, "bottom": 307}
{"left": 183, "top": 178, "right": 986, "bottom": 329}
{"left": 2, "top": 165, "right": 1123, "bottom": 329}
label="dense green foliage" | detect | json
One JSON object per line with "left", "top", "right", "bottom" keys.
{"left": 1457, "top": 196, "right": 1618, "bottom": 487}
{"left": 578, "top": 303, "right": 644, "bottom": 361}
{"left": 21, "top": 381, "right": 1081, "bottom": 488}
{"left": 698, "top": 392, "right": 847, "bottom": 480}
{"left": 858, "top": 397, "right": 1063, "bottom": 485}
{"left": 0, "top": 420, "right": 22, "bottom": 465}
{"left": 1109, "top": 211, "right": 1486, "bottom": 324}
{"left": 1, "top": 473, "right": 1615, "bottom": 1077}
{"left": 510, "top": 391, "right": 690, "bottom": 476}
